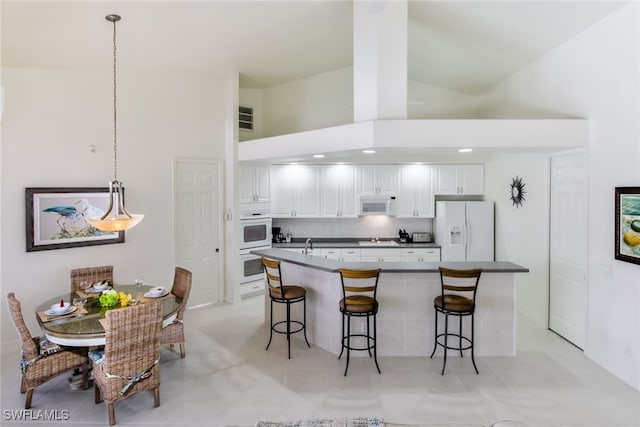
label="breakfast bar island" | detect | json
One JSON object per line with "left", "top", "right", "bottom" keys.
{"left": 251, "top": 248, "right": 529, "bottom": 358}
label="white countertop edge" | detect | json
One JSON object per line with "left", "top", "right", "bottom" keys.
{"left": 251, "top": 248, "right": 529, "bottom": 273}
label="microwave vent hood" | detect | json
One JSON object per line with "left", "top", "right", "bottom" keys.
{"left": 360, "top": 196, "right": 396, "bottom": 216}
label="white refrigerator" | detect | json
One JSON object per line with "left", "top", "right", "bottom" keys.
{"left": 434, "top": 201, "right": 494, "bottom": 261}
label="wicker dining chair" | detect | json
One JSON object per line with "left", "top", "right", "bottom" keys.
{"left": 160, "top": 267, "right": 192, "bottom": 358}
{"left": 70, "top": 265, "right": 113, "bottom": 292}
{"left": 93, "top": 301, "right": 163, "bottom": 426}
{"left": 6, "top": 293, "right": 89, "bottom": 409}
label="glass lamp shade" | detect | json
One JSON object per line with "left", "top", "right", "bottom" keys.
{"left": 86, "top": 214, "right": 144, "bottom": 232}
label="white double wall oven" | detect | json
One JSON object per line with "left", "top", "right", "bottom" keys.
{"left": 238, "top": 214, "right": 271, "bottom": 296}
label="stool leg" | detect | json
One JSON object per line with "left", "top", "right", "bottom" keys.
{"left": 338, "top": 311, "right": 345, "bottom": 360}
{"left": 471, "top": 312, "right": 479, "bottom": 374}
{"left": 430, "top": 308, "right": 438, "bottom": 358}
{"left": 344, "top": 314, "right": 351, "bottom": 376}
{"left": 366, "top": 316, "right": 372, "bottom": 357}
{"left": 441, "top": 313, "right": 448, "bottom": 375}
{"left": 286, "top": 300, "right": 291, "bottom": 359}
{"left": 266, "top": 298, "right": 274, "bottom": 351}
{"left": 372, "top": 312, "right": 381, "bottom": 374}
{"left": 303, "top": 296, "right": 311, "bottom": 348}
{"left": 459, "top": 315, "right": 464, "bottom": 358}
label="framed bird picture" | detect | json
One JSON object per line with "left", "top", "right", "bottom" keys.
{"left": 25, "top": 187, "right": 125, "bottom": 252}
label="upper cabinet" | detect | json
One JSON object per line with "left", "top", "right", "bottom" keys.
{"left": 397, "top": 164, "right": 434, "bottom": 218}
{"left": 319, "top": 164, "right": 357, "bottom": 217}
{"left": 239, "top": 164, "right": 270, "bottom": 210}
{"left": 358, "top": 165, "right": 397, "bottom": 196}
{"left": 434, "top": 164, "right": 484, "bottom": 195}
{"left": 270, "top": 165, "right": 320, "bottom": 217}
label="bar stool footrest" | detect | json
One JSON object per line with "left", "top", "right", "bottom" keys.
{"left": 434, "top": 333, "right": 473, "bottom": 352}
{"left": 341, "top": 333, "right": 376, "bottom": 352}
{"left": 271, "top": 320, "right": 305, "bottom": 335}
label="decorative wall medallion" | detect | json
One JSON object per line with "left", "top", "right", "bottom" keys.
{"left": 509, "top": 176, "right": 526, "bottom": 208}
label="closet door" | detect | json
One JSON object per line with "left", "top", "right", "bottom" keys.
{"left": 549, "top": 152, "right": 588, "bottom": 348}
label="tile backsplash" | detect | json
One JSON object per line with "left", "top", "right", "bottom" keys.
{"left": 273, "top": 217, "right": 432, "bottom": 240}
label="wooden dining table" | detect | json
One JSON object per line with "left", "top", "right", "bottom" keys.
{"left": 35, "top": 284, "right": 180, "bottom": 347}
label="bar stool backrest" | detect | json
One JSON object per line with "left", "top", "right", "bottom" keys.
{"left": 438, "top": 267, "right": 482, "bottom": 309}
{"left": 338, "top": 268, "right": 381, "bottom": 302}
{"left": 262, "top": 258, "right": 284, "bottom": 293}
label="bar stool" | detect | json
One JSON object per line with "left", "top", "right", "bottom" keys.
{"left": 430, "top": 267, "right": 482, "bottom": 375}
{"left": 262, "top": 258, "right": 310, "bottom": 359}
{"left": 338, "top": 268, "right": 381, "bottom": 376}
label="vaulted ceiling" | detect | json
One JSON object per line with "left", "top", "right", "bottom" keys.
{"left": 1, "top": 1, "right": 626, "bottom": 95}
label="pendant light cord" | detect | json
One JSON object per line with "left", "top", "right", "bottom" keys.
{"left": 111, "top": 15, "right": 119, "bottom": 182}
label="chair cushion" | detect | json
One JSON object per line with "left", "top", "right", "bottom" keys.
{"left": 340, "top": 295, "right": 378, "bottom": 313}
{"left": 38, "top": 336, "right": 63, "bottom": 356}
{"left": 88, "top": 349, "right": 105, "bottom": 369}
{"left": 270, "top": 285, "right": 306, "bottom": 300}
{"left": 434, "top": 294, "right": 474, "bottom": 312}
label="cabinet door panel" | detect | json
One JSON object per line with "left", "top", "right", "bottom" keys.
{"left": 255, "top": 165, "right": 271, "bottom": 202}
{"left": 270, "top": 166, "right": 294, "bottom": 217}
{"left": 293, "top": 165, "right": 319, "bottom": 216}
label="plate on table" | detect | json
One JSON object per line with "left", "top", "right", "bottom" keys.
{"left": 143, "top": 289, "right": 170, "bottom": 298}
{"left": 85, "top": 285, "right": 112, "bottom": 293}
{"left": 44, "top": 306, "right": 77, "bottom": 316}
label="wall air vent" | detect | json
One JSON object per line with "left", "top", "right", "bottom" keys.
{"left": 239, "top": 105, "right": 254, "bottom": 131}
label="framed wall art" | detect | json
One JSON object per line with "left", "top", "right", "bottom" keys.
{"left": 25, "top": 187, "right": 125, "bottom": 252}
{"left": 615, "top": 186, "right": 640, "bottom": 265}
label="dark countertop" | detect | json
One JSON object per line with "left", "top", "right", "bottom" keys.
{"left": 252, "top": 248, "right": 529, "bottom": 274}
{"left": 273, "top": 238, "right": 440, "bottom": 249}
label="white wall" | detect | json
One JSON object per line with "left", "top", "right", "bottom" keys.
{"left": 1, "top": 67, "right": 227, "bottom": 343}
{"left": 262, "top": 67, "right": 353, "bottom": 137}
{"left": 407, "top": 80, "right": 480, "bottom": 119}
{"left": 480, "top": 3, "right": 640, "bottom": 390}
{"left": 485, "top": 154, "right": 550, "bottom": 327}
{"left": 242, "top": 67, "right": 481, "bottom": 139}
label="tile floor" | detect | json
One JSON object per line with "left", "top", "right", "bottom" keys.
{"left": 2, "top": 295, "right": 639, "bottom": 426}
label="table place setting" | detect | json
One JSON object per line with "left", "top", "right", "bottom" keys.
{"left": 37, "top": 301, "right": 88, "bottom": 322}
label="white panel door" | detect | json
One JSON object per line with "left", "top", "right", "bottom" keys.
{"left": 549, "top": 152, "right": 588, "bottom": 348}
{"left": 174, "top": 160, "right": 223, "bottom": 307}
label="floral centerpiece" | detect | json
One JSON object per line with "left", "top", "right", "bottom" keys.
{"left": 99, "top": 289, "right": 136, "bottom": 308}
{"left": 99, "top": 289, "right": 119, "bottom": 307}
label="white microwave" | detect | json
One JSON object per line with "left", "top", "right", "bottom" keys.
{"left": 239, "top": 215, "right": 272, "bottom": 249}
{"left": 360, "top": 196, "right": 397, "bottom": 216}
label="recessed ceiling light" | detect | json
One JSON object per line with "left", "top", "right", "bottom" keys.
{"left": 363, "top": 149, "right": 376, "bottom": 154}
{"left": 313, "top": 154, "right": 325, "bottom": 158}
{"left": 459, "top": 148, "right": 473, "bottom": 153}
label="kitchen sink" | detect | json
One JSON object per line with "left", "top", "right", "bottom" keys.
{"left": 358, "top": 240, "right": 400, "bottom": 246}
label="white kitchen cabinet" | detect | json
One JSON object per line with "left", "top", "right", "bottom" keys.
{"left": 319, "top": 164, "right": 357, "bottom": 217}
{"left": 270, "top": 165, "right": 320, "bottom": 217}
{"left": 340, "top": 248, "right": 361, "bottom": 261}
{"left": 239, "top": 280, "right": 264, "bottom": 297}
{"left": 397, "top": 164, "right": 434, "bottom": 218}
{"left": 358, "top": 165, "right": 397, "bottom": 196}
{"left": 239, "top": 164, "right": 270, "bottom": 207}
{"left": 400, "top": 248, "right": 440, "bottom": 262}
{"left": 434, "top": 164, "right": 484, "bottom": 195}
{"left": 319, "top": 248, "right": 361, "bottom": 261}
{"left": 359, "top": 248, "right": 402, "bottom": 262}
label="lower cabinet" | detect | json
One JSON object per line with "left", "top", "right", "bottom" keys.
{"left": 240, "top": 280, "right": 264, "bottom": 297}
{"left": 309, "top": 247, "right": 440, "bottom": 262}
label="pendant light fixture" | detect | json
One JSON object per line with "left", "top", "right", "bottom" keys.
{"left": 86, "top": 14, "right": 144, "bottom": 232}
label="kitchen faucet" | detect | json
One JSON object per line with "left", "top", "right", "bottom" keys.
{"left": 304, "top": 238, "right": 313, "bottom": 254}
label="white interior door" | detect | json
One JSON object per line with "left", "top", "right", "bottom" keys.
{"left": 549, "top": 152, "right": 588, "bottom": 348}
{"left": 174, "top": 159, "right": 223, "bottom": 307}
